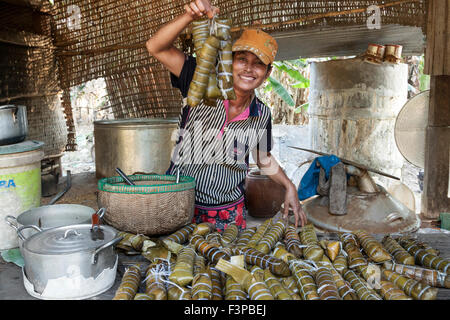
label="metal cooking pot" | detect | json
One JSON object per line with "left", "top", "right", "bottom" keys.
{"left": 18, "top": 224, "right": 122, "bottom": 300}
{"left": 93, "top": 118, "right": 178, "bottom": 179}
{"left": 0, "top": 105, "right": 28, "bottom": 145}
{"left": 5, "top": 171, "right": 99, "bottom": 251}
{"left": 5, "top": 205, "right": 102, "bottom": 251}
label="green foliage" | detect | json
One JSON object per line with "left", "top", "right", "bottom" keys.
{"left": 418, "top": 55, "right": 430, "bottom": 91}
{"left": 263, "top": 59, "right": 310, "bottom": 108}
{"left": 267, "top": 76, "right": 295, "bottom": 106}
{"left": 294, "top": 102, "right": 309, "bottom": 114}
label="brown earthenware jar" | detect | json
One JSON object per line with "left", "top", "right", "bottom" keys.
{"left": 244, "top": 168, "right": 286, "bottom": 218}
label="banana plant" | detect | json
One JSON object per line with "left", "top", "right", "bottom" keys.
{"left": 418, "top": 54, "right": 430, "bottom": 91}
{"left": 263, "top": 59, "right": 310, "bottom": 108}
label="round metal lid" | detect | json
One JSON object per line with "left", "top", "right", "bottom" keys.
{"left": 23, "top": 224, "right": 117, "bottom": 255}
{"left": 394, "top": 90, "right": 429, "bottom": 168}
{"left": 0, "top": 140, "right": 44, "bottom": 155}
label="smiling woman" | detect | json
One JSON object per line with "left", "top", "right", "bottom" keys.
{"left": 146, "top": 0, "right": 307, "bottom": 229}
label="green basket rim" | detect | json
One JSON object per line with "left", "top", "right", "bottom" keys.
{"left": 98, "top": 174, "right": 196, "bottom": 195}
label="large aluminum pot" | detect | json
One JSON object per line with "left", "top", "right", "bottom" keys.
{"left": 0, "top": 105, "right": 28, "bottom": 145}
{"left": 18, "top": 223, "right": 122, "bottom": 300}
{"left": 5, "top": 205, "right": 100, "bottom": 251}
{"left": 94, "top": 118, "right": 178, "bottom": 179}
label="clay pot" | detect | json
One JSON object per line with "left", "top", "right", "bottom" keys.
{"left": 244, "top": 169, "right": 286, "bottom": 218}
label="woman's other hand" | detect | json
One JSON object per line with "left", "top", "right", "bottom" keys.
{"left": 283, "top": 183, "right": 308, "bottom": 229}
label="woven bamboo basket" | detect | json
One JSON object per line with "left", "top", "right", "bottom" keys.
{"left": 97, "top": 174, "right": 195, "bottom": 236}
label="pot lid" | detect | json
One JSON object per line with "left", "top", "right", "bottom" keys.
{"left": 296, "top": 186, "right": 421, "bottom": 234}
{"left": 23, "top": 224, "right": 117, "bottom": 255}
{"left": 394, "top": 90, "right": 429, "bottom": 168}
{"left": 0, "top": 140, "right": 44, "bottom": 155}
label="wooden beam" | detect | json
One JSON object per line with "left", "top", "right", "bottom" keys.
{"left": 422, "top": 0, "right": 450, "bottom": 221}
{"left": 272, "top": 24, "right": 425, "bottom": 60}
{"left": 424, "top": 0, "right": 450, "bottom": 75}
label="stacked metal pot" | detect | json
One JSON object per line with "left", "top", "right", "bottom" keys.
{"left": 6, "top": 207, "right": 123, "bottom": 300}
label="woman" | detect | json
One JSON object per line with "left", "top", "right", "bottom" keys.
{"left": 146, "top": 0, "right": 307, "bottom": 231}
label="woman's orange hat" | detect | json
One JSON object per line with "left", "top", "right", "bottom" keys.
{"left": 232, "top": 29, "right": 278, "bottom": 65}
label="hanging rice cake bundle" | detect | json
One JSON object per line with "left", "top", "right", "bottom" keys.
{"left": 382, "top": 235, "right": 415, "bottom": 265}
{"left": 187, "top": 35, "right": 220, "bottom": 107}
{"left": 217, "top": 41, "right": 236, "bottom": 100}
{"left": 299, "top": 223, "right": 324, "bottom": 262}
{"left": 215, "top": 17, "right": 232, "bottom": 41}
{"left": 113, "top": 264, "right": 142, "bottom": 300}
{"left": 382, "top": 269, "right": 438, "bottom": 300}
{"left": 192, "top": 19, "right": 209, "bottom": 56}
{"left": 354, "top": 229, "right": 391, "bottom": 263}
{"left": 383, "top": 260, "right": 450, "bottom": 289}
{"left": 204, "top": 69, "right": 222, "bottom": 106}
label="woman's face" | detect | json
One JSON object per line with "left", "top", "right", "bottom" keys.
{"left": 232, "top": 51, "right": 271, "bottom": 94}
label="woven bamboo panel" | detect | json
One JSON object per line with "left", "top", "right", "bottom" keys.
{"left": 13, "top": 93, "right": 68, "bottom": 157}
{"left": 50, "top": 0, "right": 427, "bottom": 119}
{"left": 0, "top": 37, "right": 58, "bottom": 101}
{"left": 0, "top": 1, "right": 70, "bottom": 153}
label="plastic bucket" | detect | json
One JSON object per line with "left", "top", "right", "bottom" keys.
{"left": 0, "top": 141, "right": 44, "bottom": 250}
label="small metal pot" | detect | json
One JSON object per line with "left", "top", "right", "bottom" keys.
{"left": 0, "top": 105, "right": 28, "bottom": 145}
{"left": 18, "top": 223, "right": 122, "bottom": 300}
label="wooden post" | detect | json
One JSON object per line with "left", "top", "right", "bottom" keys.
{"left": 421, "top": 0, "right": 450, "bottom": 221}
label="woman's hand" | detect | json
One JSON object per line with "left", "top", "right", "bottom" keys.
{"left": 184, "top": 0, "right": 220, "bottom": 19}
{"left": 283, "top": 183, "right": 308, "bottom": 229}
